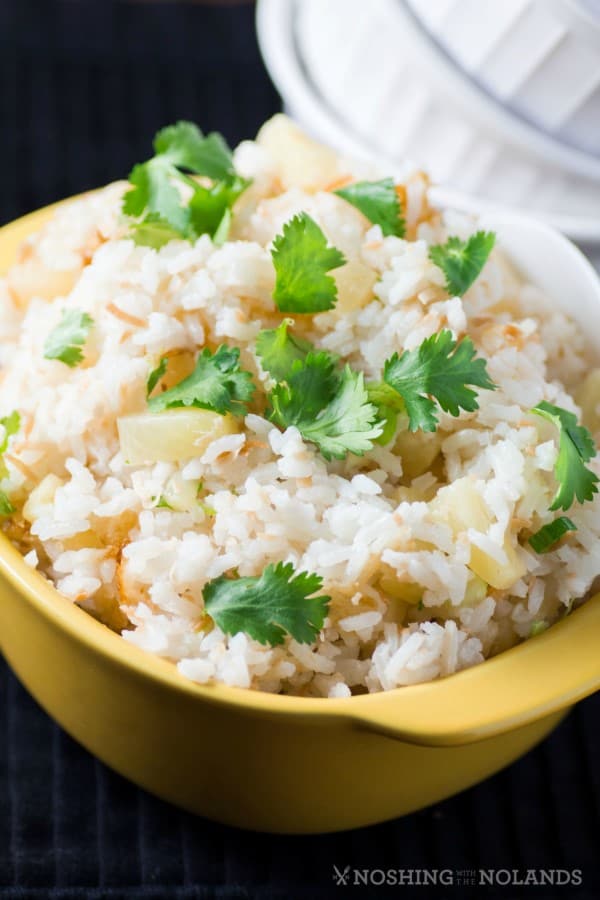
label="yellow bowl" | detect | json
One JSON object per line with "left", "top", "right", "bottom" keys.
{"left": 1, "top": 199, "right": 600, "bottom": 834}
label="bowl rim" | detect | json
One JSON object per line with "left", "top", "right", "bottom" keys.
{"left": 1, "top": 196, "right": 600, "bottom": 747}
{"left": 256, "top": 0, "right": 600, "bottom": 243}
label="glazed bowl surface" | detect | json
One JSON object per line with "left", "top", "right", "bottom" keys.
{"left": 1, "top": 199, "right": 599, "bottom": 833}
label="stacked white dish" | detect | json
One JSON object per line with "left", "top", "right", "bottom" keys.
{"left": 257, "top": 0, "right": 600, "bottom": 241}
{"left": 406, "top": 0, "right": 600, "bottom": 156}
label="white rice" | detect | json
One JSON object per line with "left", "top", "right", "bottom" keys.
{"left": 1, "top": 120, "right": 599, "bottom": 696}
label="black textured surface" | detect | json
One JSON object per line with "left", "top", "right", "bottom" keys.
{"left": 0, "top": 3, "right": 599, "bottom": 898}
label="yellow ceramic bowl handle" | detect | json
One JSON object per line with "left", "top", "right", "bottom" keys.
{"left": 349, "top": 593, "right": 600, "bottom": 747}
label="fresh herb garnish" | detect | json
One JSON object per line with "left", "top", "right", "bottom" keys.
{"left": 429, "top": 231, "right": 496, "bottom": 296}
{"left": 529, "top": 516, "right": 577, "bottom": 554}
{"left": 152, "top": 121, "right": 236, "bottom": 182}
{"left": 0, "top": 411, "right": 20, "bottom": 513}
{"left": 203, "top": 562, "right": 330, "bottom": 646}
{"left": 257, "top": 325, "right": 493, "bottom": 453}
{"left": 335, "top": 178, "right": 405, "bottom": 237}
{"left": 255, "top": 319, "right": 315, "bottom": 382}
{"left": 0, "top": 411, "right": 20, "bottom": 440}
{"left": 258, "top": 325, "right": 381, "bottom": 459}
{"left": 43, "top": 309, "right": 94, "bottom": 368}
{"left": 365, "top": 381, "right": 407, "bottom": 445}
{"left": 531, "top": 402, "right": 599, "bottom": 511}
{"left": 379, "top": 330, "right": 496, "bottom": 433}
{"left": 147, "top": 345, "right": 255, "bottom": 416}
{"left": 271, "top": 212, "right": 346, "bottom": 313}
{"left": 0, "top": 492, "right": 14, "bottom": 516}
{"left": 0, "top": 411, "right": 20, "bottom": 475}
{"left": 122, "top": 121, "right": 249, "bottom": 248}
{"left": 258, "top": 323, "right": 382, "bottom": 458}
{"left": 146, "top": 356, "right": 168, "bottom": 398}
{"left": 128, "top": 214, "right": 184, "bottom": 249}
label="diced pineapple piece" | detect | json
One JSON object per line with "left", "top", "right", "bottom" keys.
{"left": 22, "top": 473, "right": 63, "bottom": 523}
{"left": 469, "top": 540, "right": 526, "bottom": 591}
{"left": 385, "top": 596, "right": 409, "bottom": 624}
{"left": 161, "top": 473, "right": 201, "bottom": 512}
{"left": 7, "top": 260, "right": 81, "bottom": 307}
{"left": 117, "top": 409, "right": 239, "bottom": 464}
{"left": 378, "top": 573, "right": 422, "bottom": 605}
{"left": 395, "top": 429, "right": 443, "bottom": 479}
{"left": 395, "top": 480, "right": 438, "bottom": 503}
{"left": 462, "top": 574, "right": 488, "bottom": 606}
{"left": 430, "top": 477, "right": 489, "bottom": 533}
{"left": 256, "top": 115, "right": 341, "bottom": 192}
{"left": 430, "top": 477, "right": 526, "bottom": 590}
{"left": 333, "top": 261, "right": 376, "bottom": 313}
{"left": 575, "top": 368, "right": 600, "bottom": 435}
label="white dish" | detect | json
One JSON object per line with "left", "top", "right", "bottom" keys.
{"left": 405, "top": 0, "right": 600, "bottom": 157}
{"left": 256, "top": 0, "right": 600, "bottom": 242}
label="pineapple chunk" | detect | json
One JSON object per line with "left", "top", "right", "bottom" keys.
{"left": 469, "top": 541, "right": 526, "bottom": 591}
{"left": 431, "top": 477, "right": 526, "bottom": 590}
{"left": 333, "top": 261, "right": 376, "bottom": 313}
{"left": 7, "top": 260, "right": 81, "bottom": 307}
{"left": 256, "top": 115, "right": 341, "bottom": 192}
{"left": 118, "top": 409, "right": 239, "bottom": 464}
{"left": 575, "top": 368, "right": 600, "bottom": 435}
{"left": 22, "top": 473, "right": 63, "bottom": 523}
{"left": 430, "top": 478, "right": 489, "bottom": 533}
{"left": 462, "top": 574, "right": 488, "bottom": 606}
{"left": 378, "top": 573, "right": 422, "bottom": 605}
{"left": 395, "top": 429, "right": 443, "bottom": 479}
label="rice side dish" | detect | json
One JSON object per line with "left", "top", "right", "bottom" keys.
{"left": 1, "top": 115, "right": 599, "bottom": 697}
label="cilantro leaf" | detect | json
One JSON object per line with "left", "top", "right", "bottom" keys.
{"left": 187, "top": 176, "right": 248, "bottom": 240}
{"left": 147, "top": 345, "right": 255, "bottom": 416}
{"left": 129, "top": 214, "right": 186, "bottom": 250}
{"left": 366, "top": 381, "right": 407, "bottom": 445}
{"left": 44, "top": 309, "right": 94, "bottom": 368}
{"left": 123, "top": 159, "right": 189, "bottom": 234}
{"left": 203, "top": 561, "right": 330, "bottom": 646}
{"left": 529, "top": 516, "right": 577, "bottom": 554}
{"left": 335, "top": 178, "right": 405, "bottom": 237}
{"left": 532, "top": 401, "right": 599, "bottom": 511}
{"left": 0, "top": 411, "right": 20, "bottom": 481}
{"left": 429, "top": 231, "right": 496, "bottom": 296}
{"left": 122, "top": 121, "right": 249, "bottom": 246}
{"left": 299, "top": 366, "right": 383, "bottom": 459}
{"left": 271, "top": 213, "right": 346, "bottom": 313}
{"left": 153, "top": 122, "right": 236, "bottom": 182}
{"left": 0, "top": 411, "right": 20, "bottom": 453}
{"left": 146, "top": 356, "right": 168, "bottom": 398}
{"left": 0, "top": 491, "right": 14, "bottom": 516}
{"left": 270, "top": 352, "right": 339, "bottom": 424}
{"left": 255, "top": 319, "right": 316, "bottom": 382}
{"left": 269, "top": 354, "right": 381, "bottom": 460}
{"left": 382, "top": 330, "right": 496, "bottom": 432}
{"left": 212, "top": 208, "right": 232, "bottom": 247}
